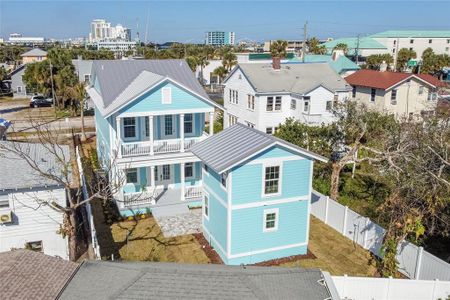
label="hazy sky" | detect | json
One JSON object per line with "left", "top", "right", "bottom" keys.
{"left": 1, "top": 1, "right": 449, "bottom": 43}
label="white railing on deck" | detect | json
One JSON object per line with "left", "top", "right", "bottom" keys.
{"left": 120, "top": 135, "right": 207, "bottom": 157}
{"left": 123, "top": 188, "right": 164, "bottom": 207}
{"left": 185, "top": 186, "right": 203, "bottom": 199}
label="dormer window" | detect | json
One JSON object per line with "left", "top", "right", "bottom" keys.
{"left": 162, "top": 87, "right": 172, "bottom": 104}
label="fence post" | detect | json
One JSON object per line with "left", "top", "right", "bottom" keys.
{"left": 324, "top": 196, "right": 329, "bottom": 224}
{"left": 342, "top": 274, "right": 347, "bottom": 297}
{"left": 342, "top": 206, "right": 348, "bottom": 235}
{"left": 431, "top": 279, "right": 439, "bottom": 299}
{"left": 385, "top": 276, "right": 392, "bottom": 299}
{"left": 363, "top": 217, "right": 369, "bottom": 249}
{"left": 414, "top": 246, "right": 424, "bottom": 279}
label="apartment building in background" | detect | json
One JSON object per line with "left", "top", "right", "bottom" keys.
{"left": 205, "top": 31, "right": 235, "bottom": 46}
{"left": 89, "top": 19, "right": 132, "bottom": 42}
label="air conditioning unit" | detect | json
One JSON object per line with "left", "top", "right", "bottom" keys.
{"left": 0, "top": 211, "right": 12, "bottom": 224}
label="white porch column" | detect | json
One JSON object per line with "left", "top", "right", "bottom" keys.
{"left": 150, "top": 165, "right": 156, "bottom": 205}
{"left": 180, "top": 162, "right": 185, "bottom": 201}
{"left": 116, "top": 117, "right": 122, "bottom": 158}
{"left": 180, "top": 114, "right": 185, "bottom": 152}
{"left": 209, "top": 111, "right": 214, "bottom": 135}
{"left": 149, "top": 115, "right": 154, "bottom": 155}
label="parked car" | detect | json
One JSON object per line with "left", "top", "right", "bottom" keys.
{"left": 30, "top": 95, "right": 53, "bottom": 108}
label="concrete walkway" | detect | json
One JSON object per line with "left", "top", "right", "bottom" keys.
{"left": 155, "top": 208, "right": 203, "bottom": 238}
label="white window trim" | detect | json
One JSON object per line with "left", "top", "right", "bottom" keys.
{"left": 263, "top": 208, "right": 279, "bottom": 232}
{"left": 162, "top": 87, "right": 172, "bottom": 104}
{"left": 266, "top": 96, "right": 282, "bottom": 112}
{"left": 261, "top": 163, "right": 282, "bottom": 198}
{"left": 290, "top": 99, "right": 296, "bottom": 110}
{"left": 122, "top": 117, "right": 138, "bottom": 142}
{"left": 247, "top": 94, "right": 255, "bottom": 111}
{"left": 126, "top": 168, "right": 140, "bottom": 185}
{"left": 184, "top": 113, "right": 195, "bottom": 137}
{"left": 185, "top": 162, "right": 195, "bottom": 179}
{"left": 203, "top": 192, "right": 210, "bottom": 220}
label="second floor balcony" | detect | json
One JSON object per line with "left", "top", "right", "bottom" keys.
{"left": 116, "top": 112, "right": 214, "bottom": 158}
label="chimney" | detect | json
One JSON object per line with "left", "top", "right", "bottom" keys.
{"left": 272, "top": 57, "right": 281, "bottom": 70}
{"left": 380, "top": 61, "right": 388, "bottom": 72}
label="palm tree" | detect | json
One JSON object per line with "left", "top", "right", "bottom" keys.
{"left": 333, "top": 43, "right": 348, "bottom": 54}
{"left": 222, "top": 52, "right": 237, "bottom": 72}
{"left": 308, "top": 37, "right": 326, "bottom": 55}
{"left": 270, "top": 40, "right": 288, "bottom": 58}
{"left": 197, "top": 54, "right": 209, "bottom": 83}
{"left": 69, "top": 82, "right": 87, "bottom": 140}
{"left": 212, "top": 66, "right": 228, "bottom": 84}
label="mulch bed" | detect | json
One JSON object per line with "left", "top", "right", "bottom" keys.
{"left": 193, "top": 233, "right": 224, "bottom": 265}
{"left": 251, "top": 249, "right": 317, "bottom": 267}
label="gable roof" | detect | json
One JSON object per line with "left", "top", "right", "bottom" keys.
{"left": 20, "top": 48, "right": 47, "bottom": 57}
{"left": 60, "top": 260, "right": 333, "bottom": 300}
{"left": 226, "top": 62, "right": 348, "bottom": 95}
{"left": 323, "top": 37, "right": 387, "bottom": 50}
{"left": 0, "top": 250, "right": 78, "bottom": 300}
{"left": 371, "top": 30, "right": 450, "bottom": 38}
{"left": 289, "top": 55, "right": 360, "bottom": 74}
{"left": 191, "top": 123, "right": 327, "bottom": 174}
{"left": 345, "top": 69, "right": 445, "bottom": 90}
{"left": 0, "top": 141, "right": 71, "bottom": 191}
{"left": 89, "top": 59, "right": 217, "bottom": 117}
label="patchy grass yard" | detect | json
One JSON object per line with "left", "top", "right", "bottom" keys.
{"left": 281, "top": 216, "right": 377, "bottom": 276}
{"left": 111, "top": 216, "right": 210, "bottom": 264}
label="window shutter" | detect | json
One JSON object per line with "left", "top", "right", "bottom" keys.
{"left": 162, "top": 87, "right": 172, "bottom": 104}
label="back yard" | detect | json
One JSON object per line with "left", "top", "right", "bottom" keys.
{"left": 110, "top": 214, "right": 377, "bottom": 276}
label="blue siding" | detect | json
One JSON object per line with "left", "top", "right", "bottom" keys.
{"left": 203, "top": 191, "right": 228, "bottom": 257}
{"left": 230, "top": 200, "right": 309, "bottom": 256}
{"left": 203, "top": 167, "right": 227, "bottom": 201}
{"left": 118, "top": 82, "right": 211, "bottom": 114}
{"left": 231, "top": 156, "right": 311, "bottom": 205}
{"left": 227, "top": 245, "right": 307, "bottom": 265}
{"left": 250, "top": 145, "right": 299, "bottom": 160}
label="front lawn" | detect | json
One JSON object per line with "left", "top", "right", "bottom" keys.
{"left": 111, "top": 216, "right": 210, "bottom": 264}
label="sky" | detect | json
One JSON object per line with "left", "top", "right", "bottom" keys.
{"left": 0, "top": 1, "right": 449, "bottom": 43}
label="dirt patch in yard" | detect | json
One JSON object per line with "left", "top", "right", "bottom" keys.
{"left": 251, "top": 250, "right": 316, "bottom": 267}
{"left": 193, "top": 233, "right": 224, "bottom": 264}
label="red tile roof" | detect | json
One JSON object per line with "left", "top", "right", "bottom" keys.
{"left": 345, "top": 69, "right": 445, "bottom": 90}
{"left": 0, "top": 250, "right": 78, "bottom": 300}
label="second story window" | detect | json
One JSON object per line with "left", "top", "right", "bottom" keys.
{"left": 326, "top": 101, "right": 333, "bottom": 111}
{"left": 303, "top": 97, "right": 310, "bottom": 112}
{"left": 391, "top": 89, "right": 397, "bottom": 105}
{"left": 126, "top": 168, "right": 138, "bottom": 184}
{"left": 123, "top": 117, "right": 136, "bottom": 139}
{"left": 185, "top": 162, "right": 194, "bottom": 178}
{"left": 291, "top": 99, "right": 296, "bottom": 110}
{"left": 429, "top": 39, "right": 433, "bottom": 44}
{"left": 162, "top": 87, "right": 172, "bottom": 104}
{"left": 264, "top": 165, "right": 280, "bottom": 195}
{"left": 266, "top": 97, "right": 274, "bottom": 111}
{"left": 428, "top": 90, "right": 437, "bottom": 101}
{"left": 229, "top": 89, "right": 239, "bottom": 104}
{"left": 266, "top": 96, "right": 282, "bottom": 111}
{"left": 370, "top": 89, "right": 376, "bottom": 102}
{"left": 184, "top": 114, "right": 193, "bottom": 134}
{"left": 410, "top": 39, "right": 414, "bottom": 44}
{"left": 275, "top": 96, "right": 282, "bottom": 110}
{"left": 247, "top": 95, "right": 255, "bottom": 110}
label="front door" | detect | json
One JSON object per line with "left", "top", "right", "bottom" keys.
{"left": 154, "top": 165, "right": 172, "bottom": 189}
{"left": 160, "top": 115, "right": 176, "bottom": 139}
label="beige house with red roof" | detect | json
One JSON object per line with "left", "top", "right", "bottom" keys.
{"left": 345, "top": 69, "right": 445, "bottom": 118}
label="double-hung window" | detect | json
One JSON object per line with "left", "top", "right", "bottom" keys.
{"left": 126, "top": 168, "right": 138, "bottom": 184}
{"left": 303, "top": 97, "right": 310, "bottom": 112}
{"left": 263, "top": 208, "right": 279, "bottom": 232}
{"left": 0, "top": 199, "right": 9, "bottom": 209}
{"left": 264, "top": 165, "right": 280, "bottom": 195}
{"left": 418, "top": 86, "right": 424, "bottom": 95}
{"left": 185, "top": 162, "right": 194, "bottom": 178}
{"left": 266, "top": 97, "right": 274, "bottom": 111}
{"left": 184, "top": 114, "right": 193, "bottom": 134}
{"left": 267, "top": 96, "right": 282, "bottom": 111}
{"left": 275, "top": 96, "right": 282, "bottom": 110}
{"left": 203, "top": 195, "right": 209, "bottom": 219}
{"left": 290, "top": 99, "right": 296, "bottom": 110}
{"left": 266, "top": 127, "right": 273, "bottom": 134}
{"left": 370, "top": 89, "right": 376, "bottom": 102}
{"left": 326, "top": 101, "right": 333, "bottom": 111}
{"left": 228, "top": 114, "right": 237, "bottom": 126}
{"left": 391, "top": 89, "right": 397, "bottom": 105}
{"left": 123, "top": 117, "right": 136, "bottom": 139}
{"left": 247, "top": 94, "right": 255, "bottom": 110}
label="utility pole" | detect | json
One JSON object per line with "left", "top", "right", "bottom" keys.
{"left": 355, "top": 34, "right": 360, "bottom": 64}
{"left": 302, "top": 21, "right": 308, "bottom": 62}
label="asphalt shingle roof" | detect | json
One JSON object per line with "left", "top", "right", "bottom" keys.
{"left": 232, "top": 62, "right": 348, "bottom": 95}
{"left": 60, "top": 261, "right": 332, "bottom": 300}
{"left": 20, "top": 48, "right": 47, "bottom": 57}
{"left": 0, "top": 141, "right": 71, "bottom": 191}
{"left": 191, "top": 123, "right": 327, "bottom": 174}
{"left": 0, "top": 250, "right": 78, "bottom": 300}
{"left": 90, "top": 59, "right": 212, "bottom": 117}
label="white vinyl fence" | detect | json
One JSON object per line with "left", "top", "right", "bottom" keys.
{"left": 76, "top": 147, "right": 100, "bottom": 259}
{"left": 332, "top": 275, "right": 450, "bottom": 300}
{"left": 311, "top": 190, "right": 450, "bottom": 281}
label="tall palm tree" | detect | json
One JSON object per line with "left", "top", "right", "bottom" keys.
{"left": 333, "top": 43, "right": 348, "bottom": 54}
{"left": 270, "top": 40, "right": 288, "bottom": 58}
{"left": 308, "top": 37, "right": 327, "bottom": 55}
{"left": 222, "top": 52, "right": 237, "bottom": 72}
{"left": 212, "top": 66, "right": 228, "bottom": 84}
{"left": 197, "top": 54, "right": 209, "bottom": 83}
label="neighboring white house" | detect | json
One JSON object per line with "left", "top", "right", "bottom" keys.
{"left": 222, "top": 61, "right": 350, "bottom": 131}
{"left": 0, "top": 142, "right": 70, "bottom": 259}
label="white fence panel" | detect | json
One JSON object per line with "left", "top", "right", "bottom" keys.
{"left": 396, "top": 241, "right": 419, "bottom": 279}
{"left": 420, "top": 251, "right": 450, "bottom": 281}
{"left": 327, "top": 199, "right": 346, "bottom": 233}
{"left": 364, "top": 221, "right": 385, "bottom": 256}
{"left": 344, "top": 209, "right": 366, "bottom": 246}
{"left": 332, "top": 275, "right": 450, "bottom": 300}
{"left": 310, "top": 192, "right": 326, "bottom": 222}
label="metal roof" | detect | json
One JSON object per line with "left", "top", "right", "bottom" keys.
{"left": 191, "top": 123, "right": 327, "bottom": 174}
{"left": 20, "top": 48, "right": 47, "bottom": 57}
{"left": 323, "top": 37, "right": 387, "bottom": 50}
{"left": 288, "top": 55, "right": 360, "bottom": 74}
{"left": 89, "top": 59, "right": 215, "bottom": 117}
{"left": 371, "top": 30, "right": 450, "bottom": 38}
{"left": 60, "top": 260, "right": 333, "bottom": 300}
{"left": 227, "top": 62, "right": 349, "bottom": 95}
{"left": 0, "top": 141, "right": 71, "bottom": 191}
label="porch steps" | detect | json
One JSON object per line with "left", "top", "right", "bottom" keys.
{"left": 152, "top": 203, "right": 189, "bottom": 218}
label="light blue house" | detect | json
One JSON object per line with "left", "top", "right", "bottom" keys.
{"left": 86, "top": 60, "right": 221, "bottom": 217}
{"left": 191, "top": 124, "right": 327, "bottom": 265}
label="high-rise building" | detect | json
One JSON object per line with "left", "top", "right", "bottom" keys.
{"left": 205, "top": 31, "right": 235, "bottom": 46}
{"left": 89, "top": 19, "right": 132, "bottom": 42}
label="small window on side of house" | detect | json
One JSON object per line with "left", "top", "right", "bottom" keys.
{"left": 126, "top": 168, "right": 138, "bottom": 184}
{"left": 203, "top": 195, "right": 209, "bottom": 218}
{"left": 370, "top": 89, "right": 376, "bottom": 102}
{"left": 264, "top": 165, "right": 280, "bottom": 195}
{"left": 290, "top": 99, "right": 296, "bottom": 110}
{"left": 161, "top": 87, "right": 172, "bottom": 104}
{"left": 352, "top": 86, "right": 356, "bottom": 98}
{"left": 391, "top": 89, "right": 397, "bottom": 105}
{"left": 429, "top": 39, "right": 433, "bottom": 44}
{"left": 266, "top": 127, "right": 273, "bottom": 134}
{"left": 303, "top": 100, "right": 310, "bottom": 112}
{"left": 266, "top": 97, "right": 274, "bottom": 111}
{"left": 410, "top": 39, "right": 414, "bottom": 44}
{"left": 0, "top": 199, "right": 9, "bottom": 209}
{"left": 418, "top": 86, "right": 424, "bottom": 95}
{"left": 25, "top": 241, "right": 43, "bottom": 252}
{"left": 274, "top": 96, "right": 282, "bottom": 111}
{"left": 263, "top": 209, "right": 279, "bottom": 232}
{"left": 185, "top": 163, "right": 194, "bottom": 178}
{"left": 326, "top": 101, "right": 333, "bottom": 111}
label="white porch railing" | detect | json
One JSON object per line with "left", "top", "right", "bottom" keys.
{"left": 120, "top": 135, "right": 207, "bottom": 158}
{"left": 185, "top": 186, "right": 203, "bottom": 199}
{"left": 123, "top": 188, "right": 164, "bottom": 207}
